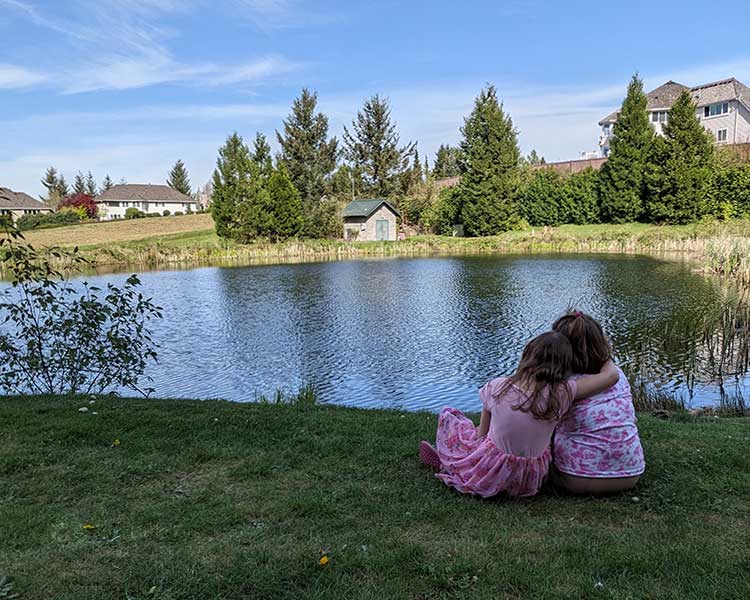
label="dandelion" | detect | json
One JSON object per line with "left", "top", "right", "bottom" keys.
{"left": 319, "top": 555, "right": 329, "bottom": 566}
{"left": 82, "top": 523, "right": 96, "bottom": 530}
{"left": 112, "top": 438, "right": 121, "bottom": 447}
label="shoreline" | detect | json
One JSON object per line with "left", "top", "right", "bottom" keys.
{"left": 12, "top": 220, "right": 750, "bottom": 284}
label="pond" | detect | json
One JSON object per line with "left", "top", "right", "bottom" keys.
{"left": 5, "top": 254, "right": 748, "bottom": 410}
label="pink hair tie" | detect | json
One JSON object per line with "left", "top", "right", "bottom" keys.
{"left": 574, "top": 311, "right": 583, "bottom": 318}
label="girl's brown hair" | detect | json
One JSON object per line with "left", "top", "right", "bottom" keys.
{"left": 496, "top": 331, "right": 574, "bottom": 421}
{"left": 552, "top": 311, "right": 612, "bottom": 375}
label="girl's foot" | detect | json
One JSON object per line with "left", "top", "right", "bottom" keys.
{"left": 419, "top": 441, "right": 441, "bottom": 469}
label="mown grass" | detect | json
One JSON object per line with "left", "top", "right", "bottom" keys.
{"left": 1, "top": 395, "right": 748, "bottom": 599}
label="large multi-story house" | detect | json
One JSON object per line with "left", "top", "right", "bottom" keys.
{"left": 598, "top": 78, "right": 750, "bottom": 156}
{"left": 97, "top": 184, "right": 197, "bottom": 220}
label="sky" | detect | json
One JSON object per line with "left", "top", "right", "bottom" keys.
{"left": 3, "top": 0, "right": 750, "bottom": 198}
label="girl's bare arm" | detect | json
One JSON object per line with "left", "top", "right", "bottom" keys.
{"left": 477, "top": 408, "right": 491, "bottom": 438}
{"left": 574, "top": 359, "right": 619, "bottom": 399}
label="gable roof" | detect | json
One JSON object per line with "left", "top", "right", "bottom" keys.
{"left": 98, "top": 184, "right": 195, "bottom": 203}
{"left": 0, "top": 187, "right": 51, "bottom": 210}
{"left": 599, "top": 77, "right": 750, "bottom": 124}
{"left": 342, "top": 198, "right": 400, "bottom": 219}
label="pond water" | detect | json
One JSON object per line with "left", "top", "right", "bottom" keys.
{"left": 4, "top": 254, "right": 748, "bottom": 410}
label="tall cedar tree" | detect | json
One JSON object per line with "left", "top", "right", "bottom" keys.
{"left": 167, "top": 160, "right": 192, "bottom": 196}
{"left": 456, "top": 85, "right": 522, "bottom": 236}
{"left": 598, "top": 75, "right": 653, "bottom": 223}
{"left": 211, "top": 133, "right": 255, "bottom": 238}
{"left": 56, "top": 176, "right": 70, "bottom": 198}
{"left": 85, "top": 171, "right": 98, "bottom": 196}
{"left": 342, "top": 94, "right": 415, "bottom": 198}
{"left": 276, "top": 88, "right": 338, "bottom": 205}
{"left": 432, "top": 144, "right": 461, "bottom": 178}
{"left": 252, "top": 133, "right": 273, "bottom": 180}
{"left": 101, "top": 175, "right": 114, "bottom": 191}
{"left": 41, "top": 167, "right": 59, "bottom": 204}
{"left": 73, "top": 171, "right": 87, "bottom": 195}
{"left": 644, "top": 91, "right": 715, "bottom": 223}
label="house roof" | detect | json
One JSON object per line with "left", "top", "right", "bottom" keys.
{"left": 598, "top": 77, "right": 750, "bottom": 125}
{"left": 97, "top": 184, "right": 195, "bottom": 203}
{"left": 342, "top": 198, "right": 400, "bottom": 219}
{"left": 0, "top": 187, "right": 51, "bottom": 210}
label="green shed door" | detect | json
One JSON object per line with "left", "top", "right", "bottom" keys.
{"left": 376, "top": 219, "right": 389, "bottom": 241}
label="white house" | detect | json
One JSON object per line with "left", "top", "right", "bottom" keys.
{"left": 598, "top": 78, "right": 750, "bottom": 156}
{"left": 0, "top": 187, "right": 53, "bottom": 223}
{"left": 97, "top": 184, "right": 197, "bottom": 220}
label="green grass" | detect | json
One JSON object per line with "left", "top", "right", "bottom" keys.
{"left": 1, "top": 395, "right": 749, "bottom": 599}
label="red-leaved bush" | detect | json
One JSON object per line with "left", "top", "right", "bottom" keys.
{"left": 59, "top": 193, "right": 98, "bottom": 219}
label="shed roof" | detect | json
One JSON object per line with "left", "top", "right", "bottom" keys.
{"left": 342, "top": 198, "right": 400, "bottom": 218}
{"left": 98, "top": 184, "right": 195, "bottom": 203}
{"left": 0, "top": 187, "right": 51, "bottom": 210}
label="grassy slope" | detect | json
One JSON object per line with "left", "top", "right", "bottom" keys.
{"left": 1, "top": 396, "right": 748, "bottom": 599}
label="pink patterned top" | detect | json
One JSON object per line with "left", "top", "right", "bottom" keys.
{"left": 553, "top": 367, "right": 646, "bottom": 478}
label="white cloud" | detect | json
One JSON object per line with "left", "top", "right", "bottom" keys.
{"left": 0, "top": 64, "right": 47, "bottom": 89}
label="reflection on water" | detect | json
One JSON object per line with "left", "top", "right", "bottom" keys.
{"left": 3, "top": 254, "right": 745, "bottom": 410}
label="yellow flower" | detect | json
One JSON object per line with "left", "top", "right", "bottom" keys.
{"left": 112, "top": 439, "right": 121, "bottom": 447}
{"left": 319, "top": 555, "right": 329, "bottom": 566}
{"left": 82, "top": 523, "right": 96, "bottom": 530}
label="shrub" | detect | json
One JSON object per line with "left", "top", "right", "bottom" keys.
{"left": 517, "top": 168, "right": 563, "bottom": 226}
{"left": 712, "top": 164, "right": 750, "bottom": 218}
{"left": 16, "top": 208, "right": 86, "bottom": 231}
{"left": 0, "top": 221, "right": 162, "bottom": 395}
{"left": 162, "top": 209, "right": 171, "bottom": 217}
{"left": 173, "top": 211, "right": 184, "bottom": 216}
{"left": 422, "top": 187, "right": 460, "bottom": 235}
{"left": 145, "top": 212, "right": 160, "bottom": 218}
{"left": 125, "top": 208, "right": 145, "bottom": 219}
{"left": 59, "top": 193, "right": 98, "bottom": 219}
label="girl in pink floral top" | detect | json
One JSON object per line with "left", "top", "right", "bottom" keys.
{"left": 419, "top": 331, "right": 620, "bottom": 498}
{"left": 551, "top": 312, "right": 645, "bottom": 495}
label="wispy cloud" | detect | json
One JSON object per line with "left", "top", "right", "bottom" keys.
{"left": 0, "top": 0, "right": 302, "bottom": 93}
{"left": 234, "top": 0, "right": 335, "bottom": 30}
{"left": 0, "top": 63, "right": 47, "bottom": 89}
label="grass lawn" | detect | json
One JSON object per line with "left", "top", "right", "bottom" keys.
{"left": 1, "top": 396, "right": 748, "bottom": 599}
{"left": 21, "top": 213, "right": 214, "bottom": 248}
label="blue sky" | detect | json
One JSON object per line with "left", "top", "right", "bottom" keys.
{"left": 3, "top": 0, "right": 750, "bottom": 198}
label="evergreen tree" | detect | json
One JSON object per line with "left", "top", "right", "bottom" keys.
{"left": 264, "top": 164, "right": 304, "bottom": 241}
{"left": 56, "top": 175, "right": 70, "bottom": 198}
{"left": 644, "top": 91, "right": 715, "bottom": 223}
{"left": 342, "top": 94, "right": 415, "bottom": 197}
{"left": 119, "top": 177, "right": 127, "bottom": 185}
{"left": 432, "top": 144, "right": 461, "bottom": 178}
{"left": 525, "top": 149, "right": 546, "bottom": 166}
{"left": 252, "top": 133, "right": 273, "bottom": 180}
{"left": 85, "top": 171, "right": 98, "bottom": 196}
{"left": 41, "top": 166, "right": 59, "bottom": 200}
{"left": 401, "top": 146, "right": 424, "bottom": 196}
{"left": 73, "top": 171, "right": 87, "bottom": 195}
{"left": 276, "top": 88, "right": 339, "bottom": 206}
{"left": 167, "top": 159, "right": 192, "bottom": 196}
{"left": 211, "top": 132, "right": 255, "bottom": 238}
{"left": 597, "top": 74, "right": 653, "bottom": 223}
{"left": 101, "top": 174, "right": 114, "bottom": 191}
{"left": 455, "top": 84, "right": 522, "bottom": 236}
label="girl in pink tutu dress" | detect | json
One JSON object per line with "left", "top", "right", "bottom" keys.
{"left": 419, "top": 331, "right": 620, "bottom": 498}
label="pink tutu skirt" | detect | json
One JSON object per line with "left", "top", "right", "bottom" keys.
{"left": 435, "top": 407, "right": 551, "bottom": 498}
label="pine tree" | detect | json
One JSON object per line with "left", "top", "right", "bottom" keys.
{"left": 73, "top": 171, "right": 87, "bottom": 195}
{"left": 644, "top": 91, "right": 715, "bottom": 223}
{"left": 264, "top": 164, "right": 304, "bottom": 242}
{"left": 56, "top": 175, "right": 70, "bottom": 198}
{"left": 252, "top": 133, "right": 273, "bottom": 180}
{"left": 85, "top": 171, "right": 98, "bottom": 196}
{"left": 40, "top": 167, "right": 61, "bottom": 205}
{"left": 525, "top": 149, "right": 546, "bottom": 166}
{"left": 342, "top": 94, "right": 415, "bottom": 198}
{"left": 276, "top": 88, "right": 339, "bottom": 206}
{"left": 432, "top": 144, "right": 461, "bottom": 178}
{"left": 598, "top": 74, "right": 653, "bottom": 223}
{"left": 211, "top": 133, "right": 255, "bottom": 238}
{"left": 455, "top": 85, "right": 522, "bottom": 236}
{"left": 167, "top": 159, "right": 192, "bottom": 196}
{"left": 101, "top": 175, "right": 114, "bottom": 191}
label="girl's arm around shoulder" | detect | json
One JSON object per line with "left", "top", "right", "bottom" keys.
{"left": 574, "top": 359, "right": 619, "bottom": 400}
{"left": 477, "top": 408, "right": 491, "bottom": 439}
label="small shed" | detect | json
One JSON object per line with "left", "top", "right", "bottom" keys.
{"left": 342, "top": 199, "right": 400, "bottom": 241}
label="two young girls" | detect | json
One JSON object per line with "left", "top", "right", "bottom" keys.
{"left": 420, "top": 311, "right": 645, "bottom": 498}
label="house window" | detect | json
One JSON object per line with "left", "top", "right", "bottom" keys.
{"left": 704, "top": 103, "right": 729, "bottom": 118}
{"left": 717, "top": 129, "right": 728, "bottom": 142}
{"left": 651, "top": 111, "right": 668, "bottom": 123}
